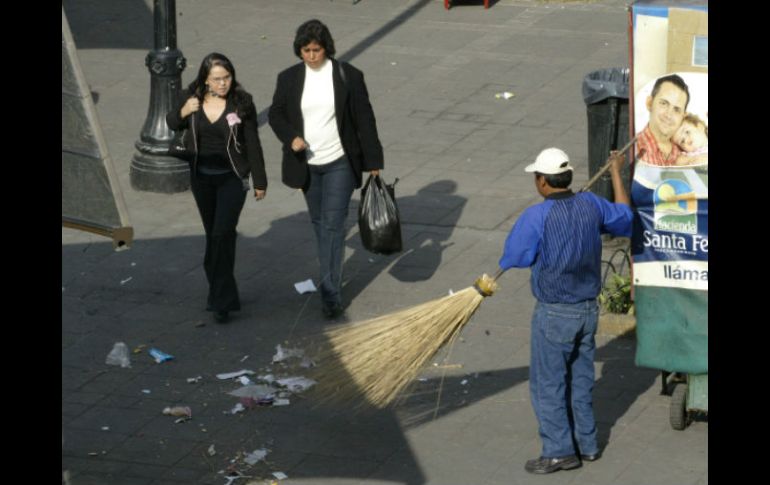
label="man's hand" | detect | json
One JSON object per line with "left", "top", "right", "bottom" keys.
{"left": 254, "top": 189, "right": 266, "bottom": 201}
{"left": 608, "top": 150, "right": 630, "bottom": 206}
{"left": 608, "top": 150, "right": 625, "bottom": 173}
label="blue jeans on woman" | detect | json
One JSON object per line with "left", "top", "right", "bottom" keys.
{"left": 529, "top": 299, "right": 600, "bottom": 458}
{"left": 303, "top": 156, "right": 356, "bottom": 308}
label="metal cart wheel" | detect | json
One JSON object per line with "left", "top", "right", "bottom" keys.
{"left": 670, "top": 382, "right": 689, "bottom": 430}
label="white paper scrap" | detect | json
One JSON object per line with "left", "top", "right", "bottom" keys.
{"left": 276, "top": 376, "right": 317, "bottom": 393}
{"left": 216, "top": 370, "right": 255, "bottom": 380}
{"left": 272, "top": 344, "right": 304, "bottom": 363}
{"left": 294, "top": 279, "right": 317, "bottom": 294}
{"left": 244, "top": 448, "right": 270, "bottom": 465}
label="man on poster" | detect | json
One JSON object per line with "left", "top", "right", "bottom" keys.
{"left": 635, "top": 74, "right": 690, "bottom": 166}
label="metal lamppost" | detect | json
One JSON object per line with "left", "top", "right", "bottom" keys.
{"left": 130, "top": 0, "right": 188, "bottom": 193}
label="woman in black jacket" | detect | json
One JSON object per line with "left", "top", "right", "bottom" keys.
{"left": 167, "top": 52, "right": 267, "bottom": 323}
{"left": 268, "top": 19, "right": 384, "bottom": 319}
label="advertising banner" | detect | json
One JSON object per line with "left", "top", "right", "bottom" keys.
{"left": 630, "top": 1, "right": 707, "bottom": 373}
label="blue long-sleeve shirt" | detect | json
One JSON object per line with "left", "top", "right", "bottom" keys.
{"left": 499, "top": 190, "right": 632, "bottom": 303}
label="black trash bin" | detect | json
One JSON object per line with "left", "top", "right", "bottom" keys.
{"left": 582, "top": 68, "right": 631, "bottom": 202}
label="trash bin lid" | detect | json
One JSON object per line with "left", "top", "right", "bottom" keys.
{"left": 582, "top": 67, "right": 630, "bottom": 104}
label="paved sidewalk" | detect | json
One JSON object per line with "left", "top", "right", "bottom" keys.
{"left": 62, "top": 1, "right": 707, "bottom": 484}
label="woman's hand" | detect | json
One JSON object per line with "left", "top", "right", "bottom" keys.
{"left": 369, "top": 169, "right": 380, "bottom": 177}
{"left": 180, "top": 97, "right": 200, "bottom": 118}
{"left": 254, "top": 189, "right": 266, "bottom": 201}
{"left": 291, "top": 136, "right": 308, "bottom": 152}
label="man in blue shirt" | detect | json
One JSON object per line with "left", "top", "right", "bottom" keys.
{"left": 499, "top": 147, "right": 632, "bottom": 474}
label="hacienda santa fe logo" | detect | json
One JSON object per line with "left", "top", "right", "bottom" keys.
{"left": 653, "top": 179, "right": 697, "bottom": 235}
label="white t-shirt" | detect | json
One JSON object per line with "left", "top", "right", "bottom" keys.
{"left": 301, "top": 60, "right": 345, "bottom": 165}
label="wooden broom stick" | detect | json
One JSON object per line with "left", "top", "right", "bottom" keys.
{"left": 578, "top": 135, "right": 639, "bottom": 193}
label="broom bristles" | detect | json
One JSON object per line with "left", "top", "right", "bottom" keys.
{"left": 309, "top": 286, "right": 487, "bottom": 409}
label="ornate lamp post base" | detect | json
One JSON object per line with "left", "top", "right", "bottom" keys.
{"left": 130, "top": 150, "right": 189, "bottom": 193}
{"left": 130, "top": 0, "right": 188, "bottom": 194}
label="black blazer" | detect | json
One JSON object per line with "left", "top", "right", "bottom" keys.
{"left": 268, "top": 59, "right": 383, "bottom": 189}
{"left": 166, "top": 89, "right": 268, "bottom": 190}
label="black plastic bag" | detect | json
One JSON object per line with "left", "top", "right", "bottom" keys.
{"left": 358, "top": 174, "right": 402, "bottom": 255}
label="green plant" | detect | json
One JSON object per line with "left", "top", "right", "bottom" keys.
{"left": 599, "top": 273, "right": 634, "bottom": 314}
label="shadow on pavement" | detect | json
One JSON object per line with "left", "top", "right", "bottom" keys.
{"left": 342, "top": 180, "right": 468, "bottom": 305}
{"left": 63, "top": 0, "right": 153, "bottom": 50}
{"left": 593, "top": 332, "right": 658, "bottom": 451}
{"left": 397, "top": 366, "right": 530, "bottom": 429}
{"left": 62, "top": 216, "right": 428, "bottom": 484}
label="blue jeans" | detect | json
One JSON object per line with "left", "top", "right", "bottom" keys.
{"left": 303, "top": 156, "right": 356, "bottom": 306}
{"left": 529, "top": 299, "right": 599, "bottom": 458}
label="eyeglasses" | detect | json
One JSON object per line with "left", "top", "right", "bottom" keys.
{"left": 208, "top": 74, "right": 232, "bottom": 84}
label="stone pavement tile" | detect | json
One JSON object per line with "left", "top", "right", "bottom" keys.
{"left": 403, "top": 412, "right": 475, "bottom": 452}
{"left": 646, "top": 422, "right": 708, "bottom": 461}
{"left": 121, "top": 462, "right": 181, "bottom": 482}
{"left": 96, "top": 392, "right": 143, "bottom": 409}
{"left": 106, "top": 435, "right": 199, "bottom": 466}
{"left": 67, "top": 405, "right": 156, "bottom": 436}
{"left": 62, "top": 401, "right": 90, "bottom": 424}
{"left": 119, "top": 301, "right": 201, "bottom": 326}
{"left": 614, "top": 458, "right": 703, "bottom": 485}
{"left": 288, "top": 453, "right": 384, "bottom": 482}
{"left": 62, "top": 314, "right": 102, "bottom": 340}
{"left": 366, "top": 446, "right": 428, "bottom": 484}
{"left": 464, "top": 398, "right": 538, "bottom": 434}
{"left": 62, "top": 455, "right": 131, "bottom": 481}
{"left": 65, "top": 294, "right": 137, "bottom": 320}
{"left": 255, "top": 421, "right": 338, "bottom": 456}
{"left": 62, "top": 366, "right": 106, "bottom": 392}
{"left": 448, "top": 421, "right": 533, "bottom": 466}
{"left": 409, "top": 447, "right": 501, "bottom": 485}
{"left": 136, "top": 412, "right": 217, "bottom": 443}
{"left": 68, "top": 367, "right": 139, "bottom": 395}
{"left": 62, "top": 427, "right": 130, "bottom": 457}
{"left": 694, "top": 472, "right": 708, "bottom": 485}
{"left": 66, "top": 472, "right": 153, "bottom": 485}
{"left": 158, "top": 466, "right": 213, "bottom": 485}
{"left": 312, "top": 428, "right": 405, "bottom": 463}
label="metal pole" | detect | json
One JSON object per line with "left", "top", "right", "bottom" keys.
{"left": 129, "top": 0, "right": 189, "bottom": 193}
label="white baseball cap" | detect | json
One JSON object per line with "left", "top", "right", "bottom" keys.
{"left": 525, "top": 148, "right": 574, "bottom": 174}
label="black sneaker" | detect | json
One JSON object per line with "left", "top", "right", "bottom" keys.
{"left": 525, "top": 455, "right": 581, "bottom": 474}
{"left": 322, "top": 303, "right": 344, "bottom": 319}
{"left": 214, "top": 311, "right": 229, "bottom": 323}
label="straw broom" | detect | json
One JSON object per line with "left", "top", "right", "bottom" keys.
{"left": 310, "top": 139, "right": 638, "bottom": 409}
{"left": 310, "top": 273, "right": 500, "bottom": 408}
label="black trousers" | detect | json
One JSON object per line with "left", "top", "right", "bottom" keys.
{"left": 190, "top": 171, "right": 247, "bottom": 312}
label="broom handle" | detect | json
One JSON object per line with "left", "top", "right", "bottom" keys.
{"left": 578, "top": 134, "right": 638, "bottom": 193}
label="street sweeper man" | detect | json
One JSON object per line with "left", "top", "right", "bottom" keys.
{"left": 498, "top": 147, "right": 632, "bottom": 475}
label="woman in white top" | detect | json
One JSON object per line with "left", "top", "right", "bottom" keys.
{"left": 269, "top": 19, "right": 384, "bottom": 319}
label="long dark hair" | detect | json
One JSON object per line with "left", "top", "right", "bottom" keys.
{"left": 186, "top": 52, "right": 254, "bottom": 118}
{"left": 293, "top": 19, "right": 336, "bottom": 59}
